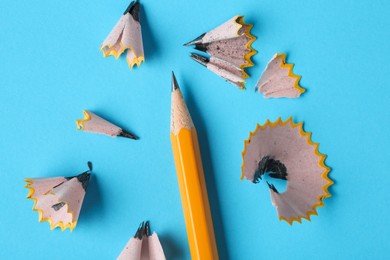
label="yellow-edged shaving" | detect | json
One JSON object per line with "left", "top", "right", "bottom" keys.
{"left": 101, "top": 42, "right": 144, "bottom": 69}
{"left": 128, "top": 56, "right": 145, "bottom": 69}
{"left": 241, "top": 117, "right": 333, "bottom": 225}
{"left": 276, "top": 53, "right": 306, "bottom": 94}
{"left": 75, "top": 110, "right": 91, "bottom": 131}
{"left": 24, "top": 179, "right": 78, "bottom": 231}
{"left": 234, "top": 16, "right": 257, "bottom": 77}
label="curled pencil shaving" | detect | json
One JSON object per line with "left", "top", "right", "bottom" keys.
{"left": 185, "top": 15, "right": 256, "bottom": 89}
{"left": 118, "top": 221, "right": 166, "bottom": 260}
{"left": 256, "top": 53, "right": 305, "bottom": 98}
{"left": 24, "top": 162, "right": 92, "bottom": 231}
{"left": 101, "top": 0, "right": 144, "bottom": 69}
{"left": 241, "top": 118, "right": 333, "bottom": 224}
{"left": 76, "top": 110, "right": 138, "bottom": 140}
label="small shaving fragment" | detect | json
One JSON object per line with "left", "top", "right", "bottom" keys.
{"left": 256, "top": 53, "right": 305, "bottom": 98}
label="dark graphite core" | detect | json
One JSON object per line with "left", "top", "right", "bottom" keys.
{"left": 253, "top": 156, "right": 288, "bottom": 193}
{"left": 124, "top": 0, "right": 140, "bottom": 22}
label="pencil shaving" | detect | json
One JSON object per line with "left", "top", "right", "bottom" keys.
{"left": 256, "top": 53, "right": 305, "bottom": 98}
{"left": 185, "top": 16, "right": 256, "bottom": 89}
{"left": 76, "top": 110, "right": 137, "bottom": 140}
{"left": 241, "top": 118, "right": 333, "bottom": 224}
{"left": 24, "top": 162, "right": 92, "bottom": 231}
{"left": 118, "top": 221, "right": 166, "bottom": 260}
{"left": 101, "top": 0, "right": 144, "bottom": 69}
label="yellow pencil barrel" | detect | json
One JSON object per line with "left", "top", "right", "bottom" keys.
{"left": 171, "top": 129, "right": 218, "bottom": 260}
{"left": 170, "top": 72, "right": 219, "bottom": 260}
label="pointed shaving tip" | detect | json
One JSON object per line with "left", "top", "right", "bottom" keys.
{"left": 124, "top": 0, "right": 136, "bottom": 14}
{"left": 183, "top": 33, "right": 206, "bottom": 46}
{"left": 87, "top": 161, "right": 93, "bottom": 172}
{"left": 120, "top": 129, "right": 138, "bottom": 140}
{"left": 76, "top": 171, "right": 91, "bottom": 191}
{"left": 190, "top": 53, "right": 209, "bottom": 67}
{"left": 171, "top": 71, "right": 179, "bottom": 92}
{"left": 145, "top": 221, "right": 151, "bottom": 236}
{"left": 124, "top": 0, "right": 140, "bottom": 22}
{"left": 134, "top": 221, "right": 145, "bottom": 239}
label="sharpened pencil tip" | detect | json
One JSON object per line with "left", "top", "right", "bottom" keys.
{"left": 172, "top": 71, "right": 179, "bottom": 91}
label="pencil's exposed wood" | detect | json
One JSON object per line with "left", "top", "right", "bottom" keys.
{"left": 170, "top": 73, "right": 194, "bottom": 134}
{"left": 170, "top": 72, "right": 219, "bottom": 260}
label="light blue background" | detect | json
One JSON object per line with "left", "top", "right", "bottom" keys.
{"left": 1, "top": 0, "right": 389, "bottom": 259}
